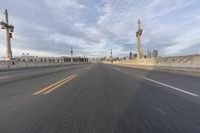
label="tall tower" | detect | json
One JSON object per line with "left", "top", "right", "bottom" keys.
{"left": 70, "top": 47, "right": 73, "bottom": 63}
{"left": 136, "top": 19, "right": 142, "bottom": 58}
{"left": 0, "top": 9, "right": 14, "bottom": 60}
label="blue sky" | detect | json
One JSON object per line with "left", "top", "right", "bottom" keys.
{"left": 0, "top": 0, "right": 200, "bottom": 58}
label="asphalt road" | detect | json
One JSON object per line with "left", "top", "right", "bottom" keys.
{"left": 0, "top": 63, "right": 200, "bottom": 133}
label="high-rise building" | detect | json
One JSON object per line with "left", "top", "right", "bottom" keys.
{"left": 129, "top": 52, "right": 132, "bottom": 59}
{"left": 147, "top": 50, "right": 150, "bottom": 58}
{"left": 147, "top": 50, "right": 152, "bottom": 58}
{"left": 153, "top": 50, "right": 158, "bottom": 58}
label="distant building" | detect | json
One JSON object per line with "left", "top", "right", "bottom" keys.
{"left": 152, "top": 50, "right": 158, "bottom": 58}
{"left": 147, "top": 50, "right": 150, "bottom": 58}
{"left": 129, "top": 52, "right": 132, "bottom": 59}
{"left": 147, "top": 50, "right": 152, "bottom": 58}
{"left": 133, "top": 54, "right": 137, "bottom": 58}
{"left": 147, "top": 50, "right": 158, "bottom": 58}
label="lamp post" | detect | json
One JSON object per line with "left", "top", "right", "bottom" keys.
{"left": 0, "top": 9, "right": 14, "bottom": 60}
{"left": 110, "top": 49, "right": 113, "bottom": 63}
{"left": 70, "top": 47, "right": 73, "bottom": 63}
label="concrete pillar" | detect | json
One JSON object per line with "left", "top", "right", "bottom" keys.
{"left": 136, "top": 20, "right": 142, "bottom": 59}
{"left": 5, "top": 10, "right": 13, "bottom": 59}
{"left": 0, "top": 10, "right": 14, "bottom": 60}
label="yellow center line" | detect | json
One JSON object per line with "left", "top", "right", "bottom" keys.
{"left": 33, "top": 75, "right": 74, "bottom": 95}
{"left": 43, "top": 75, "right": 77, "bottom": 94}
{"left": 32, "top": 74, "right": 77, "bottom": 95}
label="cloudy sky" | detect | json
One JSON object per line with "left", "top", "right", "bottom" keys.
{"left": 0, "top": 0, "right": 200, "bottom": 58}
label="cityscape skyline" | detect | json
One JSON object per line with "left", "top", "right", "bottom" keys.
{"left": 0, "top": 0, "right": 200, "bottom": 58}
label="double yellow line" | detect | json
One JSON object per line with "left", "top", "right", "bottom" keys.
{"left": 33, "top": 74, "right": 77, "bottom": 95}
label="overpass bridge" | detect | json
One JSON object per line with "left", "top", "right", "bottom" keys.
{"left": 0, "top": 62, "right": 200, "bottom": 133}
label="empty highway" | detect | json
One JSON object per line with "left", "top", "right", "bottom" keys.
{"left": 0, "top": 63, "right": 200, "bottom": 133}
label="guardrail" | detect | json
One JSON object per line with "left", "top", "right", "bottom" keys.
{"left": 0, "top": 60, "right": 85, "bottom": 70}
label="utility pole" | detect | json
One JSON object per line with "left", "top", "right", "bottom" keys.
{"left": 70, "top": 47, "right": 73, "bottom": 63}
{"left": 110, "top": 49, "right": 113, "bottom": 63}
{"left": 83, "top": 55, "right": 86, "bottom": 63}
{"left": 136, "top": 19, "right": 142, "bottom": 58}
{"left": 0, "top": 9, "right": 14, "bottom": 60}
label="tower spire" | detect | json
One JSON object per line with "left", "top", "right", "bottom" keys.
{"left": 0, "top": 9, "right": 14, "bottom": 60}
{"left": 136, "top": 19, "right": 142, "bottom": 58}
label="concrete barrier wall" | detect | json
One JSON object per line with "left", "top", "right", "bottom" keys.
{"left": 0, "top": 60, "right": 83, "bottom": 70}
{"left": 105, "top": 55, "right": 200, "bottom": 69}
{"left": 155, "top": 55, "right": 200, "bottom": 68}
{"left": 0, "top": 61, "right": 11, "bottom": 69}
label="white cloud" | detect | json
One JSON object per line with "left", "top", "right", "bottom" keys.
{"left": 164, "top": 29, "right": 200, "bottom": 55}
{"left": 0, "top": 0, "right": 200, "bottom": 58}
{"left": 194, "top": 15, "right": 200, "bottom": 20}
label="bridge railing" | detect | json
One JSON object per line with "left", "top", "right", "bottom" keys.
{"left": 0, "top": 60, "right": 86, "bottom": 70}
{"left": 105, "top": 55, "right": 200, "bottom": 69}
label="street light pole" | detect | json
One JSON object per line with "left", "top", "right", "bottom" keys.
{"left": 0, "top": 9, "right": 14, "bottom": 60}
{"left": 110, "top": 49, "right": 113, "bottom": 63}
{"left": 70, "top": 47, "right": 73, "bottom": 63}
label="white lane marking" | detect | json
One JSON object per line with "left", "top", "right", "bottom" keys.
{"left": 0, "top": 76, "right": 10, "bottom": 79}
{"left": 156, "top": 108, "right": 165, "bottom": 115}
{"left": 114, "top": 68, "right": 120, "bottom": 71}
{"left": 144, "top": 77, "right": 199, "bottom": 97}
{"left": 85, "top": 67, "right": 91, "bottom": 70}
{"left": 105, "top": 65, "right": 120, "bottom": 71}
